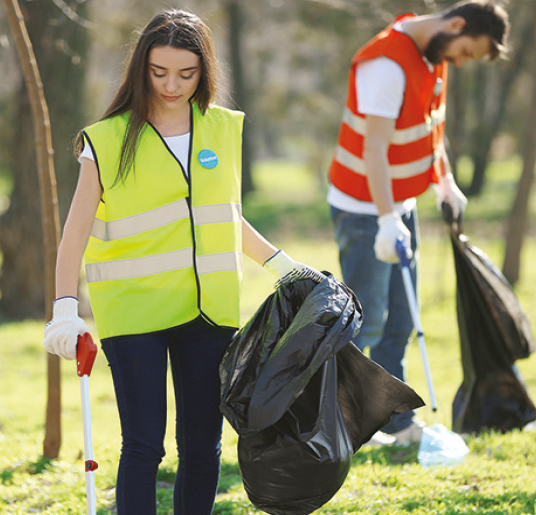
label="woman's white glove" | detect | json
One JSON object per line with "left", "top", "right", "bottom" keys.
{"left": 374, "top": 212, "right": 412, "bottom": 264}
{"left": 435, "top": 173, "right": 467, "bottom": 219}
{"left": 263, "top": 250, "right": 324, "bottom": 284}
{"left": 43, "top": 297, "right": 91, "bottom": 360}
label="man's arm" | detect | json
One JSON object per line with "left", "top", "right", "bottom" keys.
{"left": 364, "top": 114, "right": 412, "bottom": 263}
{"left": 434, "top": 143, "right": 467, "bottom": 219}
{"left": 363, "top": 114, "right": 396, "bottom": 216}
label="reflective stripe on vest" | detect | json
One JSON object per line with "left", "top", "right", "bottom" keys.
{"left": 341, "top": 104, "right": 446, "bottom": 147}
{"left": 90, "top": 201, "right": 241, "bottom": 242}
{"left": 86, "top": 249, "right": 242, "bottom": 283}
{"left": 334, "top": 144, "right": 436, "bottom": 179}
{"left": 87, "top": 201, "right": 243, "bottom": 283}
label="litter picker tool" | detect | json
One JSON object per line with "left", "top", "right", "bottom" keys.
{"left": 395, "top": 237, "right": 437, "bottom": 412}
{"left": 77, "top": 333, "right": 99, "bottom": 515}
{"left": 396, "top": 236, "right": 470, "bottom": 467}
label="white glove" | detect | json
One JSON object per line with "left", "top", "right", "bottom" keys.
{"left": 435, "top": 173, "right": 467, "bottom": 219}
{"left": 43, "top": 297, "right": 91, "bottom": 360}
{"left": 374, "top": 212, "right": 412, "bottom": 264}
{"left": 263, "top": 250, "right": 324, "bottom": 283}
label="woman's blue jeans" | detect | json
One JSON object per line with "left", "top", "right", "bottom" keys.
{"left": 331, "top": 206, "right": 419, "bottom": 433}
{"left": 101, "top": 316, "right": 236, "bottom": 515}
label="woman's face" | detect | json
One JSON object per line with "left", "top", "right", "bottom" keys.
{"left": 147, "top": 45, "right": 201, "bottom": 114}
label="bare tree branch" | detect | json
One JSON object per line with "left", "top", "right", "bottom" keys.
{"left": 49, "top": 0, "right": 95, "bottom": 29}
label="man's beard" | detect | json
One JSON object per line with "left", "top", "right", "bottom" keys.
{"left": 424, "top": 32, "right": 459, "bottom": 65}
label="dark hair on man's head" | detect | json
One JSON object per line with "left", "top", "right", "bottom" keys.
{"left": 441, "top": 1, "right": 509, "bottom": 60}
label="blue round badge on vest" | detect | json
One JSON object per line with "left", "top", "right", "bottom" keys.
{"left": 198, "top": 149, "right": 219, "bottom": 169}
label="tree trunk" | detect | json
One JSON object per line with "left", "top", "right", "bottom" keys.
{"left": 445, "top": 67, "right": 464, "bottom": 179}
{"left": 502, "top": 39, "right": 536, "bottom": 284}
{"left": 467, "top": 6, "right": 536, "bottom": 196}
{"left": 2, "top": 0, "right": 62, "bottom": 458}
{"left": 0, "top": 0, "right": 88, "bottom": 320}
{"left": 226, "top": 0, "right": 255, "bottom": 196}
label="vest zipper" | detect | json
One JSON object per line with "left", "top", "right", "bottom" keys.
{"left": 149, "top": 108, "right": 218, "bottom": 327}
{"left": 186, "top": 105, "right": 220, "bottom": 326}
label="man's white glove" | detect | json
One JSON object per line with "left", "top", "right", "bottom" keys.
{"left": 43, "top": 297, "right": 91, "bottom": 360}
{"left": 435, "top": 173, "right": 467, "bottom": 219}
{"left": 374, "top": 212, "right": 412, "bottom": 264}
{"left": 263, "top": 250, "right": 324, "bottom": 284}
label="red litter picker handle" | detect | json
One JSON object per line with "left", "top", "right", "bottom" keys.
{"left": 77, "top": 332, "right": 98, "bottom": 377}
{"left": 77, "top": 333, "right": 99, "bottom": 515}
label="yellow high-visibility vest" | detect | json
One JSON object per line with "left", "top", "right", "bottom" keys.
{"left": 83, "top": 103, "right": 244, "bottom": 339}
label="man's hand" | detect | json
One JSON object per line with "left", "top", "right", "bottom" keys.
{"left": 435, "top": 173, "right": 467, "bottom": 219}
{"left": 374, "top": 212, "right": 412, "bottom": 264}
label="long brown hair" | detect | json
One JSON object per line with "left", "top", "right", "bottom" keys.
{"left": 79, "top": 10, "right": 219, "bottom": 184}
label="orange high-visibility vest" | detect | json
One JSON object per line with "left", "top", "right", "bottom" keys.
{"left": 329, "top": 14, "right": 448, "bottom": 203}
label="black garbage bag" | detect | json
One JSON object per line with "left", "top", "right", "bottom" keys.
{"left": 238, "top": 357, "right": 352, "bottom": 515}
{"left": 443, "top": 208, "right": 536, "bottom": 434}
{"left": 220, "top": 273, "right": 424, "bottom": 515}
{"left": 336, "top": 338, "right": 425, "bottom": 451}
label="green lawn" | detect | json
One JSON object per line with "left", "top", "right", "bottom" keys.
{"left": 1, "top": 158, "right": 536, "bottom": 514}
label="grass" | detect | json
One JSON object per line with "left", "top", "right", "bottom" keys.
{"left": 1, "top": 157, "right": 536, "bottom": 514}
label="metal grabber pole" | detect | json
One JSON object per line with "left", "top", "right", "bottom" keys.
{"left": 395, "top": 237, "right": 438, "bottom": 412}
{"left": 77, "top": 333, "right": 99, "bottom": 515}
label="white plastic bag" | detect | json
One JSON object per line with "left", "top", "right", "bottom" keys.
{"left": 418, "top": 424, "right": 469, "bottom": 468}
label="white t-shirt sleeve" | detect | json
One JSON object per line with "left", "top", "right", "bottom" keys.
{"left": 78, "top": 143, "right": 95, "bottom": 163}
{"left": 77, "top": 133, "right": 191, "bottom": 176}
{"left": 356, "top": 57, "right": 405, "bottom": 119}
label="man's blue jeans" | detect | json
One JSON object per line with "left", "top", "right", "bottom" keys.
{"left": 331, "top": 206, "right": 419, "bottom": 433}
{"left": 101, "top": 317, "right": 236, "bottom": 515}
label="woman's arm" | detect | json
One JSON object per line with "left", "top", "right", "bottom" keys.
{"left": 56, "top": 158, "right": 102, "bottom": 298}
{"left": 241, "top": 217, "right": 278, "bottom": 265}
{"left": 242, "top": 216, "right": 324, "bottom": 282}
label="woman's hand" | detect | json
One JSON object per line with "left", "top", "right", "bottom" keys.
{"left": 263, "top": 250, "right": 325, "bottom": 284}
{"left": 43, "top": 297, "right": 91, "bottom": 360}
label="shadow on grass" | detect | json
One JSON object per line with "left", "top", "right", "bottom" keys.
{"left": 214, "top": 499, "right": 258, "bottom": 515}
{"left": 151, "top": 460, "right": 244, "bottom": 514}
{"left": 1, "top": 456, "right": 56, "bottom": 485}
{"left": 155, "top": 459, "right": 242, "bottom": 495}
{"left": 353, "top": 442, "right": 420, "bottom": 466}
{"left": 399, "top": 489, "right": 536, "bottom": 514}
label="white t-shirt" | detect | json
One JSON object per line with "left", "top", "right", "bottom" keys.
{"left": 79, "top": 132, "right": 191, "bottom": 176}
{"left": 328, "top": 22, "right": 417, "bottom": 215}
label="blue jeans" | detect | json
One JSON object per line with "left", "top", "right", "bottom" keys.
{"left": 331, "top": 206, "right": 419, "bottom": 433}
{"left": 101, "top": 317, "right": 236, "bottom": 515}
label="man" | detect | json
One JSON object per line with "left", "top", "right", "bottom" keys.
{"left": 328, "top": 0, "right": 509, "bottom": 445}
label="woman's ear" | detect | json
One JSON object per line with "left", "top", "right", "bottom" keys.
{"left": 445, "top": 16, "right": 466, "bottom": 35}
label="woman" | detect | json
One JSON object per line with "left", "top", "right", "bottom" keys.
{"left": 43, "top": 9, "right": 320, "bottom": 515}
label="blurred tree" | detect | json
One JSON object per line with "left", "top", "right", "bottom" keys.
{"left": 3, "top": 0, "right": 63, "bottom": 461}
{"left": 0, "top": 0, "right": 89, "bottom": 320}
{"left": 446, "top": 0, "right": 535, "bottom": 195}
{"left": 225, "top": 0, "right": 254, "bottom": 195}
{"left": 502, "top": 3, "right": 536, "bottom": 285}
{"left": 231, "top": 0, "right": 436, "bottom": 190}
